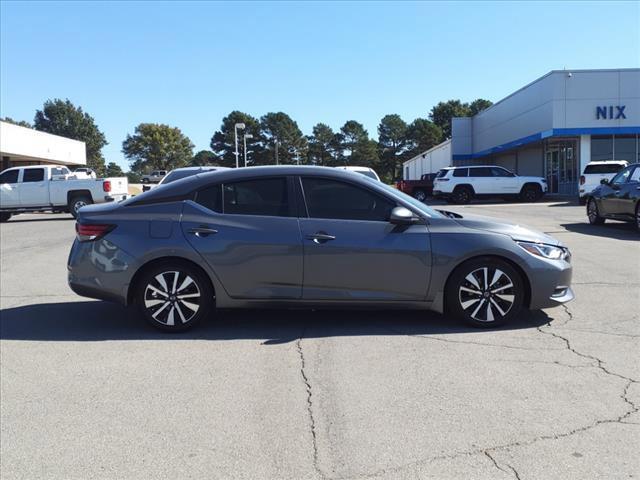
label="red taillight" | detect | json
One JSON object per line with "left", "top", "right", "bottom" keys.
{"left": 579, "top": 175, "right": 585, "bottom": 185}
{"left": 76, "top": 223, "right": 115, "bottom": 242}
{"left": 103, "top": 180, "right": 112, "bottom": 192}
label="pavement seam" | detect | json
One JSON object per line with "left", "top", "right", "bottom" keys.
{"left": 297, "top": 329, "right": 327, "bottom": 480}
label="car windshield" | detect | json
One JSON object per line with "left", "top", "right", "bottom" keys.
{"left": 360, "top": 177, "right": 445, "bottom": 218}
{"left": 161, "top": 169, "right": 210, "bottom": 185}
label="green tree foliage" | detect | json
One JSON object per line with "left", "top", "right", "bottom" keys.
{"left": 307, "top": 123, "right": 339, "bottom": 166}
{"left": 429, "top": 98, "right": 493, "bottom": 139}
{"left": 105, "top": 162, "right": 124, "bottom": 177}
{"left": 210, "top": 111, "right": 262, "bottom": 168}
{"left": 377, "top": 114, "right": 408, "bottom": 180}
{"left": 333, "top": 121, "right": 379, "bottom": 170}
{"left": 405, "top": 118, "right": 442, "bottom": 158}
{"left": 259, "top": 112, "right": 307, "bottom": 165}
{"left": 126, "top": 171, "right": 142, "bottom": 183}
{"left": 191, "top": 150, "right": 220, "bottom": 166}
{"left": 34, "top": 99, "right": 108, "bottom": 175}
{"left": 2, "top": 117, "right": 32, "bottom": 128}
{"left": 122, "top": 123, "right": 194, "bottom": 172}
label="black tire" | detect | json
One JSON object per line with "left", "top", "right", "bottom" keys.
{"left": 68, "top": 195, "right": 92, "bottom": 218}
{"left": 142, "top": 178, "right": 149, "bottom": 184}
{"left": 0, "top": 212, "right": 11, "bottom": 223}
{"left": 135, "top": 261, "right": 214, "bottom": 332}
{"left": 520, "top": 184, "right": 542, "bottom": 202}
{"left": 635, "top": 203, "right": 640, "bottom": 232}
{"left": 587, "top": 198, "right": 605, "bottom": 225}
{"left": 413, "top": 189, "right": 427, "bottom": 202}
{"left": 446, "top": 257, "right": 525, "bottom": 328}
{"left": 452, "top": 186, "right": 473, "bottom": 204}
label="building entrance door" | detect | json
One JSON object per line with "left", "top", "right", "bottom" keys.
{"left": 545, "top": 140, "right": 578, "bottom": 195}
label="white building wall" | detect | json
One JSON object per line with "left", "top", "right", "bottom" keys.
{"left": 402, "top": 140, "right": 451, "bottom": 180}
{"left": 0, "top": 121, "right": 86, "bottom": 166}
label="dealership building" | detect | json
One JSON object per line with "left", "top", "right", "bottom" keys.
{"left": 0, "top": 120, "right": 87, "bottom": 171}
{"left": 403, "top": 68, "right": 640, "bottom": 196}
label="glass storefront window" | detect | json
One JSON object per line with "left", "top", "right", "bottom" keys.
{"left": 591, "top": 135, "right": 613, "bottom": 161}
{"left": 614, "top": 135, "right": 637, "bottom": 163}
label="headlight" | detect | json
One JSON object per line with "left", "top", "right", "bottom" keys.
{"left": 517, "top": 241, "right": 570, "bottom": 261}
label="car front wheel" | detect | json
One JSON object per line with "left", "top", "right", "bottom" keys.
{"left": 587, "top": 198, "right": 605, "bottom": 225}
{"left": 635, "top": 203, "right": 640, "bottom": 232}
{"left": 413, "top": 189, "right": 427, "bottom": 202}
{"left": 446, "top": 257, "right": 525, "bottom": 328}
{"left": 136, "top": 262, "right": 213, "bottom": 332}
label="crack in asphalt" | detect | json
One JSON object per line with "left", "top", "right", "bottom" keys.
{"left": 297, "top": 329, "right": 327, "bottom": 480}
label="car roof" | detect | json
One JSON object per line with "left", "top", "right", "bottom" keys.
{"left": 335, "top": 166, "right": 373, "bottom": 171}
{"left": 586, "top": 160, "right": 628, "bottom": 164}
{"left": 126, "top": 165, "right": 378, "bottom": 206}
{"left": 169, "top": 166, "right": 228, "bottom": 172}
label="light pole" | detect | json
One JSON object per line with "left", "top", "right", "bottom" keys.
{"left": 234, "top": 123, "right": 245, "bottom": 168}
{"left": 243, "top": 134, "right": 253, "bottom": 167}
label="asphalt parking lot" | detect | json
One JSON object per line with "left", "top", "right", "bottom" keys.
{"left": 1, "top": 201, "right": 638, "bottom": 480}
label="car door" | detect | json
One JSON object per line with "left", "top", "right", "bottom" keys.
{"left": 19, "top": 168, "right": 49, "bottom": 207}
{"left": 602, "top": 165, "right": 634, "bottom": 215}
{"left": 468, "top": 167, "right": 493, "bottom": 194}
{"left": 491, "top": 167, "right": 519, "bottom": 193}
{"left": 0, "top": 169, "right": 20, "bottom": 208}
{"left": 613, "top": 166, "right": 639, "bottom": 217}
{"left": 298, "top": 176, "right": 430, "bottom": 301}
{"left": 181, "top": 176, "right": 303, "bottom": 299}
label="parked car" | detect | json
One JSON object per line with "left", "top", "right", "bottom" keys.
{"left": 0, "top": 165, "right": 128, "bottom": 222}
{"left": 142, "top": 166, "right": 228, "bottom": 192}
{"left": 141, "top": 170, "right": 167, "bottom": 184}
{"left": 433, "top": 166, "right": 548, "bottom": 204}
{"left": 578, "top": 160, "right": 628, "bottom": 205}
{"left": 585, "top": 162, "right": 640, "bottom": 231}
{"left": 334, "top": 166, "right": 381, "bottom": 181}
{"left": 396, "top": 173, "right": 437, "bottom": 201}
{"left": 68, "top": 166, "right": 573, "bottom": 332}
{"left": 72, "top": 167, "right": 97, "bottom": 179}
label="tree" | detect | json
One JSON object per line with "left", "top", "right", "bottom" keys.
{"left": 377, "top": 114, "right": 408, "bottom": 179}
{"left": 126, "top": 171, "right": 142, "bottom": 183}
{"left": 333, "top": 120, "right": 378, "bottom": 169}
{"left": 307, "top": 123, "right": 338, "bottom": 166}
{"left": 191, "top": 150, "right": 220, "bottom": 166}
{"left": 122, "top": 123, "right": 194, "bottom": 172}
{"left": 429, "top": 100, "right": 470, "bottom": 139}
{"left": 210, "top": 111, "right": 262, "bottom": 168}
{"left": 34, "top": 99, "right": 108, "bottom": 175}
{"left": 468, "top": 98, "right": 493, "bottom": 116}
{"left": 405, "top": 118, "right": 442, "bottom": 158}
{"left": 105, "top": 162, "right": 124, "bottom": 177}
{"left": 2, "top": 117, "right": 32, "bottom": 128}
{"left": 259, "top": 112, "right": 307, "bottom": 165}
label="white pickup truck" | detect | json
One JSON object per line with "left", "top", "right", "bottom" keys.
{"left": 0, "top": 165, "right": 128, "bottom": 222}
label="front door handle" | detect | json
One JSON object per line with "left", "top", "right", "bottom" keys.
{"left": 305, "top": 232, "right": 336, "bottom": 244}
{"left": 188, "top": 226, "right": 218, "bottom": 237}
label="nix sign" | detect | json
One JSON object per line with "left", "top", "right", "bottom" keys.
{"left": 596, "top": 105, "right": 626, "bottom": 120}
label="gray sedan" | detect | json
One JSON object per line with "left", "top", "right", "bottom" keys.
{"left": 68, "top": 166, "right": 574, "bottom": 332}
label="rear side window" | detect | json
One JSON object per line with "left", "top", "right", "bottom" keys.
{"left": 223, "top": 177, "right": 290, "bottom": 217}
{"left": 469, "top": 167, "right": 493, "bottom": 177}
{"left": 584, "top": 164, "right": 626, "bottom": 174}
{"left": 0, "top": 170, "right": 19, "bottom": 184}
{"left": 301, "top": 177, "right": 394, "bottom": 222}
{"left": 195, "top": 185, "right": 222, "bottom": 213}
{"left": 453, "top": 168, "right": 468, "bottom": 177}
{"left": 23, "top": 169, "right": 45, "bottom": 182}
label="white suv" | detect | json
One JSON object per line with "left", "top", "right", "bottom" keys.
{"left": 578, "top": 160, "right": 628, "bottom": 205}
{"left": 433, "top": 166, "right": 548, "bottom": 204}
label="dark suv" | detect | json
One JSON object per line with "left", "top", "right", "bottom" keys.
{"left": 586, "top": 162, "right": 640, "bottom": 231}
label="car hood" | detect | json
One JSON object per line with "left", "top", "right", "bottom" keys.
{"left": 444, "top": 211, "right": 562, "bottom": 246}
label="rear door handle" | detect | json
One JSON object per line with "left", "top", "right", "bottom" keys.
{"left": 188, "top": 226, "right": 218, "bottom": 237}
{"left": 305, "top": 232, "right": 336, "bottom": 243}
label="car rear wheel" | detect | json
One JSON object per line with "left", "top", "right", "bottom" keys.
{"left": 413, "top": 189, "right": 427, "bottom": 202}
{"left": 446, "top": 257, "right": 525, "bottom": 328}
{"left": 452, "top": 186, "right": 473, "bottom": 204}
{"left": 69, "top": 195, "right": 93, "bottom": 218}
{"left": 136, "top": 262, "right": 213, "bottom": 332}
{"left": 587, "top": 198, "right": 605, "bottom": 225}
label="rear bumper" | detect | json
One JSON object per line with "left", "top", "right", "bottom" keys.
{"left": 105, "top": 194, "right": 129, "bottom": 202}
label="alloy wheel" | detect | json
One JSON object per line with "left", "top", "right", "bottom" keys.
{"left": 458, "top": 267, "right": 515, "bottom": 322}
{"left": 143, "top": 270, "right": 201, "bottom": 326}
{"left": 587, "top": 200, "right": 598, "bottom": 222}
{"left": 414, "top": 190, "right": 426, "bottom": 202}
{"left": 74, "top": 200, "right": 87, "bottom": 213}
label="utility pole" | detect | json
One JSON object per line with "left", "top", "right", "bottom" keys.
{"left": 234, "top": 123, "right": 245, "bottom": 168}
{"left": 275, "top": 140, "right": 279, "bottom": 165}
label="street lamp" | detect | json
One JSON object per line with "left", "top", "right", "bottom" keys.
{"left": 234, "top": 123, "right": 246, "bottom": 168}
{"left": 243, "top": 134, "right": 253, "bottom": 167}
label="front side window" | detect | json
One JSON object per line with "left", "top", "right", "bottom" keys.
{"left": 22, "top": 168, "right": 44, "bottom": 182}
{"left": 610, "top": 166, "right": 633, "bottom": 185}
{"left": 628, "top": 167, "right": 640, "bottom": 183}
{"left": 0, "top": 170, "right": 19, "bottom": 184}
{"left": 223, "top": 177, "right": 290, "bottom": 217}
{"left": 490, "top": 167, "right": 512, "bottom": 177}
{"left": 302, "top": 177, "right": 394, "bottom": 222}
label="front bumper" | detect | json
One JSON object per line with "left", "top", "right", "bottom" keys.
{"left": 527, "top": 258, "right": 574, "bottom": 309}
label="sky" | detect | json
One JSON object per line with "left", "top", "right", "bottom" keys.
{"left": 1, "top": 1, "right": 639, "bottom": 170}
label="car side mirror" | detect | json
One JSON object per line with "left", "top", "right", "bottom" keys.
{"left": 600, "top": 178, "right": 609, "bottom": 185}
{"left": 389, "top": 206, "right": 419, "bottom": 225}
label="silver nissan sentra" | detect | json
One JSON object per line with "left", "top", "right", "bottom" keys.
{"left": 68, "top": 166, "right": 574, "bottom": 332}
